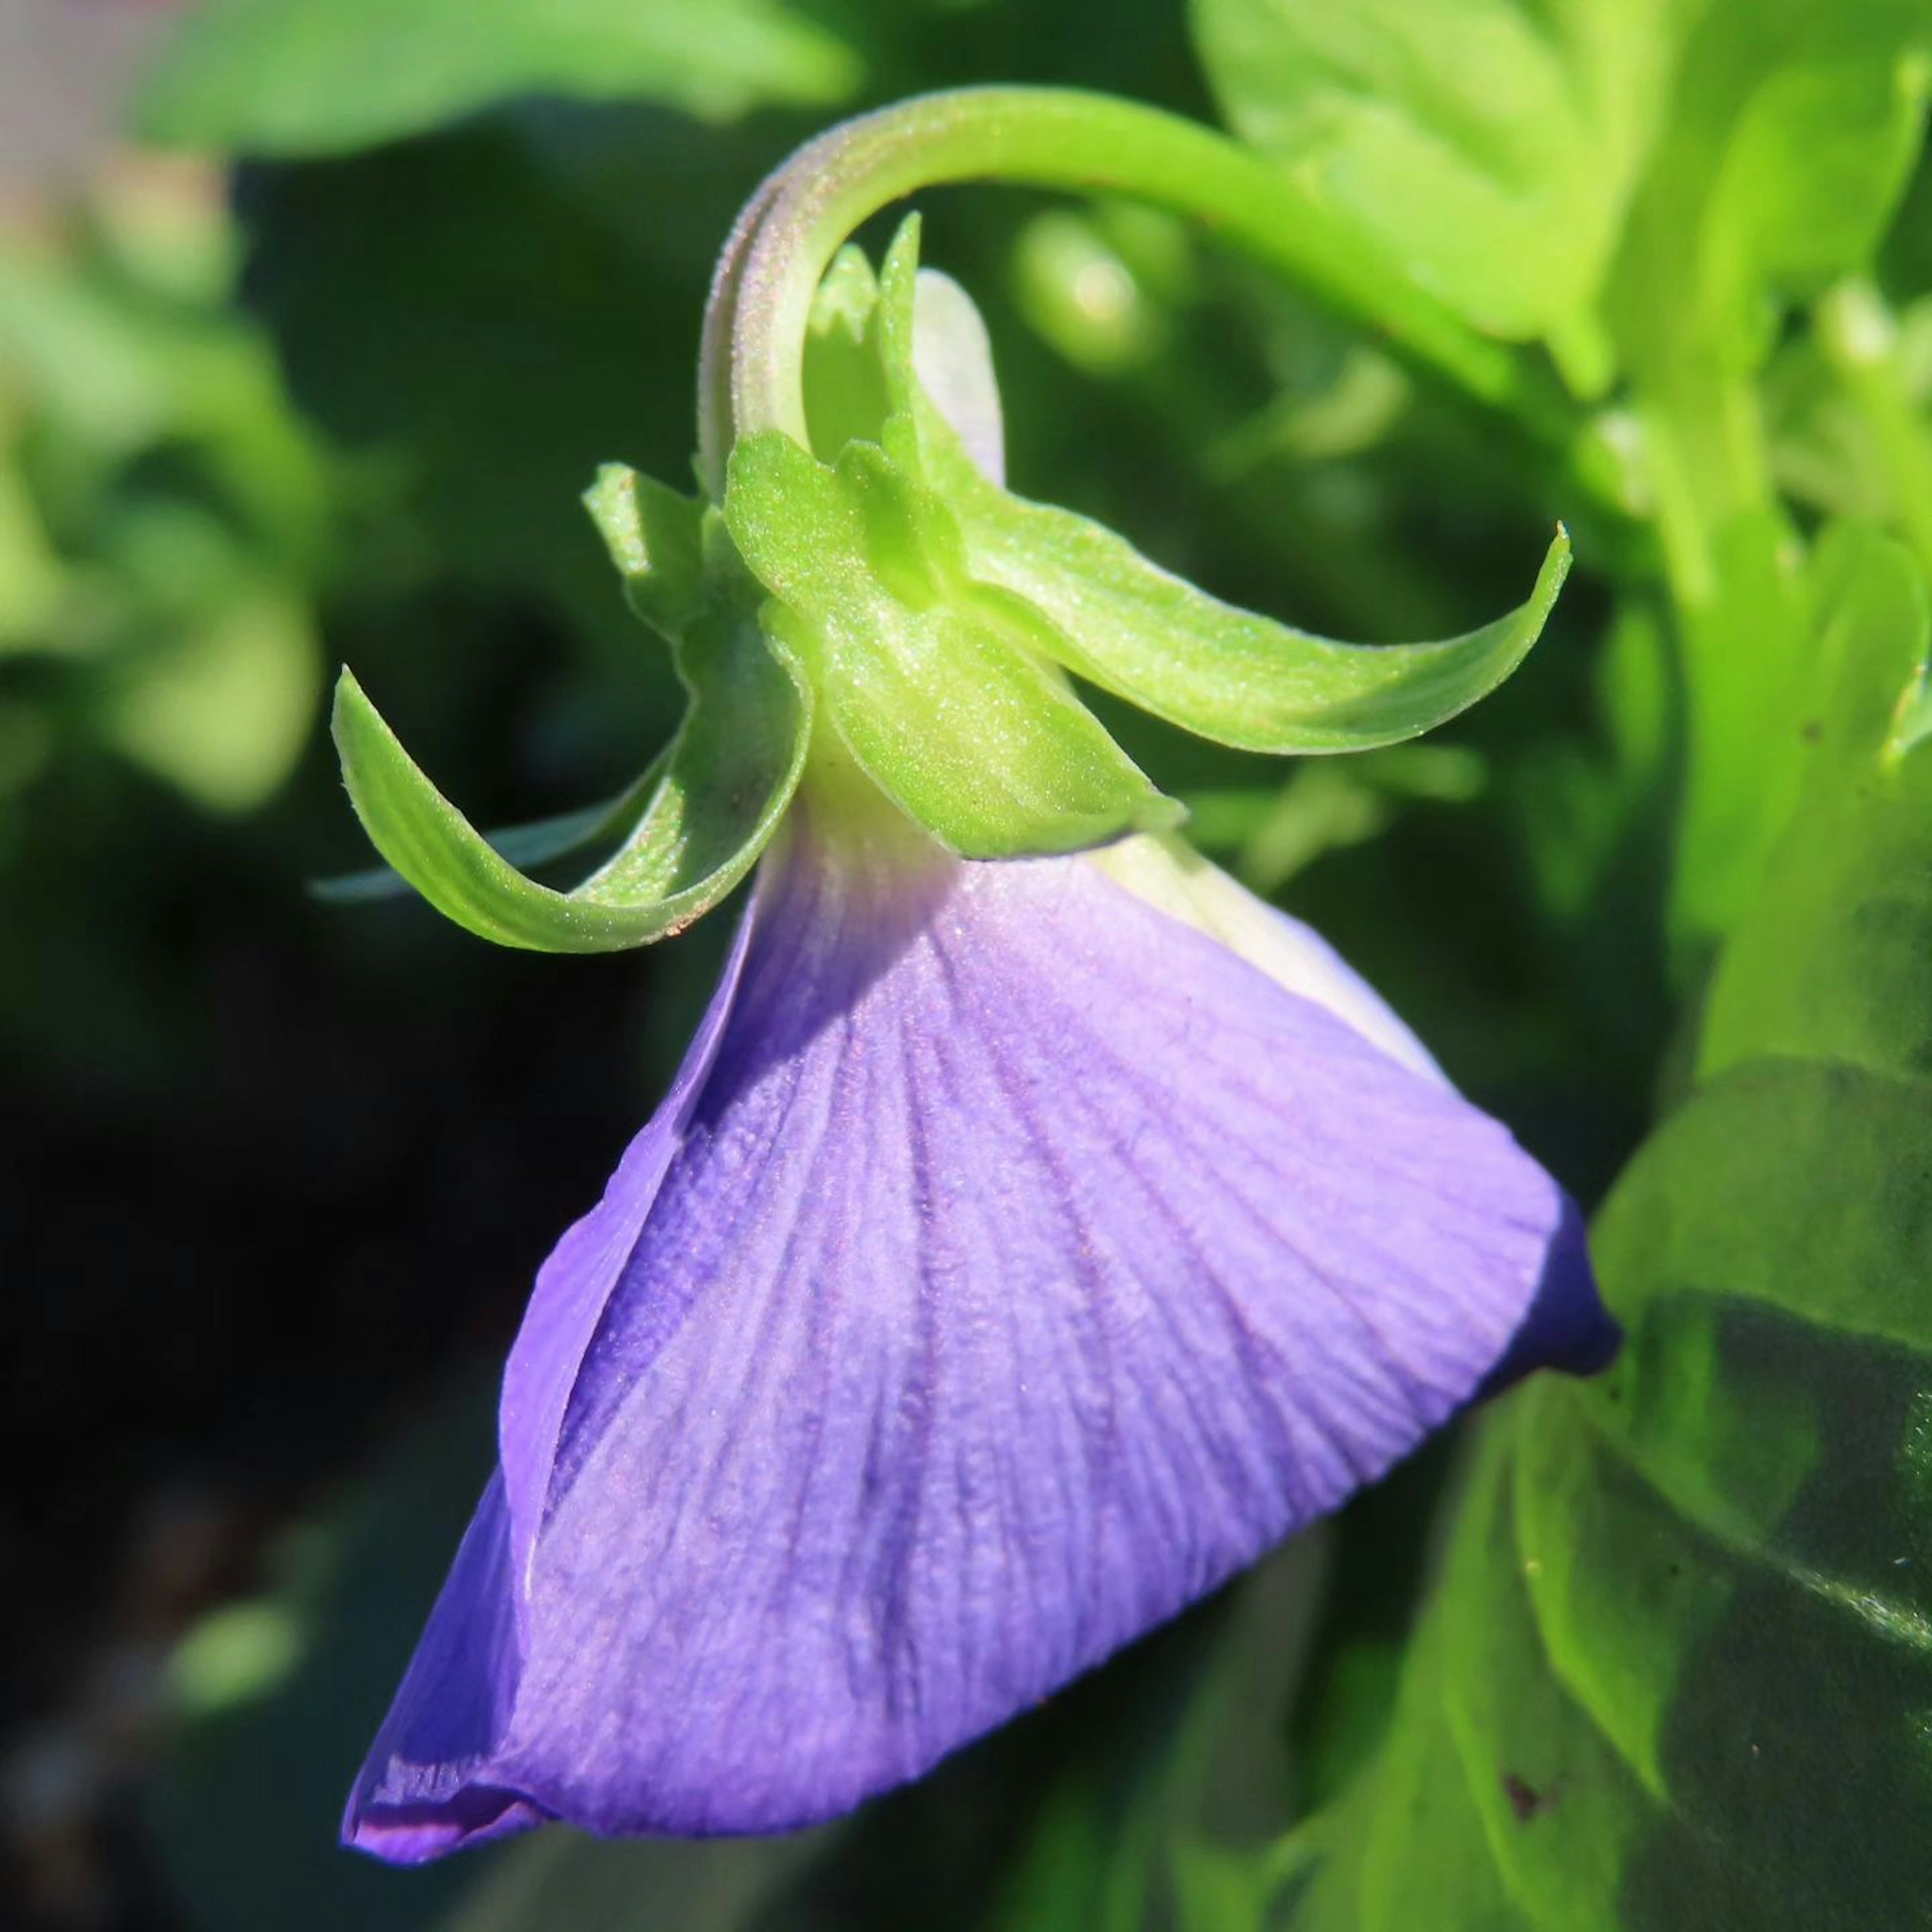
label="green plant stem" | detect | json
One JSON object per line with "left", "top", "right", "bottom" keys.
{"left": 698, "top": 86, "right": 1572, "bottom": 495}
{"left": 1637, "top": 362, "right": 1774, "bottom": 609}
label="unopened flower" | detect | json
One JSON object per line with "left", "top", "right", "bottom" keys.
{"left": 326, "top": 160, "right": 1616, "bottom": 1862}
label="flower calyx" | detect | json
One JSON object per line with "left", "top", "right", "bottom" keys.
{"left": 324, "top": 466, "right": 811, "bottom": 954}
{"left": 324, "top": 207, "right": 1570, "bottom": 950}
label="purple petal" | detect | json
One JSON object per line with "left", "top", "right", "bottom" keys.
{"left": 1087, "top": 835, "right": 1444, "bottom": 1083}
{"left": 347, "top": 818, "right": 1612, "bottom": 1853}
{"left": 350, "top": 915, "right": 753, "bottom": 1861}
{"left": 497, "top": 909, "right": 754, "bottom": 1608}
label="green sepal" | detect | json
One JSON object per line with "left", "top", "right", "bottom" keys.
{"left": 936, "top": 473, "right": 1571, "bottom": 755}
{"left": 797, "top": 228, "right": 1004, "bottom": 480}
{"left": 893, "top": 226, "right": 1006, "bottom": 486}
{"left": 310, "top": 762, "right": 664, "bottom": 905}
{"left": 723, "top": 427, "right": 1179, "bottom": 857}
{"left": 800, "top": 245, "right": 894, "bottom": 464}
{"left": 582, "top": 464, "right": 706, "bottom": 643}
{"left": 331, "top": 585, "right": 809, "bottom": 951}
{"left": 872, "top": 220, "right": 1572, "bottom": 754}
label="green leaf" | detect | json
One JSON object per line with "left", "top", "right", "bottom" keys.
{"left": 1664, "top": 511, "right": 1932, "bottom": 959}
{"left": 871, "top": 223, "right": 1573, "bottom": 756}
{"left": 1694, "top": 524, "right": 1932, "bottom": 1083}
{"left": 723, "top": 429, "right": 1179, "bottom": 858}
{"left": 136, "top": 0, "right": 863, "bottom": 156}
{"left": 1511, "top": 600, "right": 1671, "bottom": 931}
{"left": 1282, "top": 528, "right": 1932, "bottom": 1928}
{"left": 1782, "top": 282, "right": 1932, "bottom": 579}
{"left": 1189, "top": 0, "right": 1673, "bottom": 344}
{"left": 1609, "top": 3, "right": 1931, "bottom": 955}
{"left": 97, "top": 578, "right": 321, "bottom": 814}
{"left": 233, "top": 127, "right": 695, "bottom": 602}
{"left": 1608, "top": 4, "right": 1930, "bottom": 381}
{"left": 331, "top": 594, "right": 808, "bottom": 950}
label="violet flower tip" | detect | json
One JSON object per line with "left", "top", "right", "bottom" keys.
{"left": 1476, "top": 1189, "right": 1620, "bottom": 1402}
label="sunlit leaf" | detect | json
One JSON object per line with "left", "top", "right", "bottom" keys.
{"left": 1190, "top": 0, "right": 1673, "bottom": 345}
{"left": 137, "top": 0, "right": 864, "bottom": 156}
{"left": 99, "top": 581, "right": 321, "bottom": 813}
{"left": 1608, "top": 3, "right": 1931, "bottom": 380}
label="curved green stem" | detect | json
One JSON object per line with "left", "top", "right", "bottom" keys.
{"left": 697, "top": 86, "right": 1571, "bottom": 496}
{"left": 1634, "top": 354, "right": 1775, "bottom": 611}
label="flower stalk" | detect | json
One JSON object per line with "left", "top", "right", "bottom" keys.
{"left": 698, "top": 86, "right": 1572, "bottom": 495}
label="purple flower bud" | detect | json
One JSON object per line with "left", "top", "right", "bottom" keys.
{"left": 343, "top": 800, "right": 1614, "bottom": 1861}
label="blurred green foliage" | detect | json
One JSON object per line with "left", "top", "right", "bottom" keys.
{"left": 4, "top": 0, "right": 1929, "bottom": 1925}
{"left": 137, "top": 0, "right": 863, "bottom": 155}
{"left": 0, "top": 167, "right": 327, "bottom": 816}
